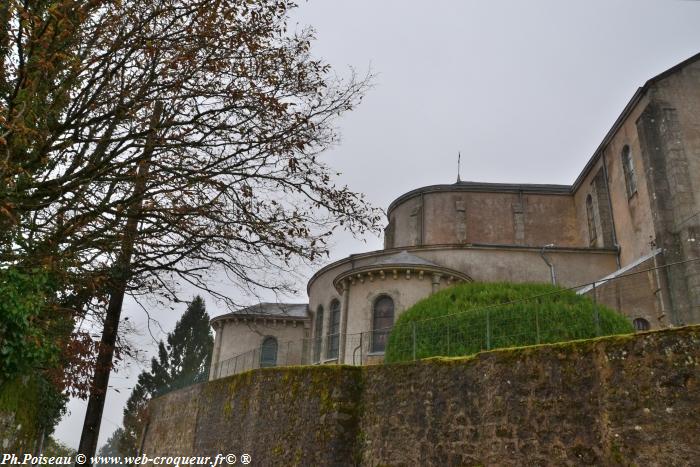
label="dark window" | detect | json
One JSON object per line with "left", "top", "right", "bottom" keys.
{"left": 633, "top": 318, "right": 650, "bottom": 331}
{"left": 327, "top": 300, "right": 341, "bottom": 359}
{"left": 314, "top": 305, "right": 324, "bottom": 362}
{"left": 586, "top": 194, "right": 597, "bottom": 246}
{"left": 260, "top": 337, "right": 278, "bottom": 367}
{"left": 621, "top": 145, "right": 637, "bottom": 198}
{"left": 372, "top": 295, "right": 394, "bottom": 353}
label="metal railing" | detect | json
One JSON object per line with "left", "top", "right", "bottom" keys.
{"left": 211, "top": 258, "right": 699, "bottom": 380}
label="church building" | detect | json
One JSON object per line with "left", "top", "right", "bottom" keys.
{"left": 209, "top": 53, "right": 700, "bottom": 378}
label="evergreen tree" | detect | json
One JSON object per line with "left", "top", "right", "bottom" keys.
{"left": 97, "top": 429, "right": 125, "bottom": 463}
{"left": 43, "top": 436, "right": 76, "bottom": 458}
{"left": 119, "top": 376, "right": 151, "bottom": 458}
{"left": 160, "top": 296, "right": 213, "bottom": 393}
{"left": 99, "top": 296, "right": 213, "bottom": 456}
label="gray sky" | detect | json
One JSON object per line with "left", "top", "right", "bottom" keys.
{"left": 55, "top": 0, "right": 700, "bottom": 450}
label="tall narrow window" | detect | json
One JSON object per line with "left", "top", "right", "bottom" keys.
{"left": 314, "top": 305, "right": 324, "bottom": 362}
{"left": 260, "top": 336, "right": 278, "bottom": 368}
{"left": 372, "top": 295, "right": 394, "bottom": 353}
{"left": 327, "top": 300, "right": 341, "bottom": 359}
{"left": 621, "top": 145, "right": 637, "bottom": 198}
{"left": 586, "top": 194, "right": 597, "bottom": 246}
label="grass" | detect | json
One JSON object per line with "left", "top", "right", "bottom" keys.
{"left": 384, "top": 282, "right": 634, "bottom": 363}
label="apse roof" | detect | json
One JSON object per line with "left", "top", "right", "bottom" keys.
{"left": 211, "top": 302, "right": 309, "bottom": 323}
{"left": 367, "top": 250, "right": 440, "bottom": 268}
{"left": 331, "top": 250, "right": 473, "bottom": 293}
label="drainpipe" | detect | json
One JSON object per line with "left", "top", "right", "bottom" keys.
{"left": 540, "top": 244, "right": 556, "bottom": 286}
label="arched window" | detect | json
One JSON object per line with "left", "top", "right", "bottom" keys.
{"left": 633, "top": 318, "right": 650, "bottom": 331}
{"left": 313, "top": 305, "right": 324, "bottom": 362}
{"left": 327, "top": 299, "right": 341, "bottom": 359}
{"left": 372, "top": 295, "right": 395, "bottom": 353}
{"left": 621, "top": 145, "right": 637, "bottom": 198}
{"left": 586, "top": 194, "right": 597, "bottom": 246}
{"left": 260, "top": 336, "right": 278, "bottom": 368}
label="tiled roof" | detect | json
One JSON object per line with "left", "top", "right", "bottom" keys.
{"left": 211, "top": 302, "right": 309, "bottom": 322}
{"left": 367, "top": 250, "right": 439, "bottom": 267}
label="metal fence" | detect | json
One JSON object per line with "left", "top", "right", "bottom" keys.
{"left": 211, "top": 257, "right": 699, "bottom": 380}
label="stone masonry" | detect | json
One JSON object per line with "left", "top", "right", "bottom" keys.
{"left": 142, "top": 326, "right": 700, "bottom": 466}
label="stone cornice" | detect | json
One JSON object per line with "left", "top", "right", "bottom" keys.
{"left": 332, "top": 263, "right": 472, "bottom": 294}
{"left": 211, "top": 314, "right": 308, "bottom": 327}
{"left": 307, "top": 243, "right": 618, "bottom": 295}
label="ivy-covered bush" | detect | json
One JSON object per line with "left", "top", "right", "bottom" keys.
{"left": 0, "top": 267, "right": 55, "bottom": 381}
{"left": 0, "top": 267, "right": 67, "bottom": 451}
{"left": 384, "top": 282, "right": 634, "bottom": 363}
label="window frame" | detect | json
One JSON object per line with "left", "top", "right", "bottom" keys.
{"left": 313, "top": 305, "right": 324, "bottom": 363}
{"left": 260, "top": 336, "right": 278, "bottom": 368}
{"left": 371, "top": 294, "right": 395, "bottom": 353}
{"left": 327, "top": 299, "right": 341, "bottom": 359}
{"left": 586, "top": 194, "right": 598, "bottom": 247}
{"left": 621, "top": 145, "right": 637, "bottom": 199}
{"left": 632, "top": 317, "right": 650, "bottom": 332}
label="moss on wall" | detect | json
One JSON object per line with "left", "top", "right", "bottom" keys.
{"left": 142, "top": 326, "right": 700, "bottom": 466}
{"left": 0, "top": 377, "right": 41, "bottom": 453}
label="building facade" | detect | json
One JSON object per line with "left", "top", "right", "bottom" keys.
{"left": 209, "top": 53, "right": 700, "bottom": 376}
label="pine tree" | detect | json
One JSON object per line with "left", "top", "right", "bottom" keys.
{"left": 118, "top": 376, "right": 151, "bottom": 458}
{"left": 97, "top": 429, "right": 125, "bottom": 463}
{"left": 100, "top": 296, "right": 213, "bottom": 456}
{"left": 161, "top": 296, "right": 213, "bottom": 393}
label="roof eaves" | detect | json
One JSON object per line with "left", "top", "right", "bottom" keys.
{"left": 210, "top": 303, "right": 309, "bottom": 324}
{"left": 572, "top": 52, "right": 700, "bottom": 191}
{"left": 210, "top": 312, "right": 308, "bottom": 325}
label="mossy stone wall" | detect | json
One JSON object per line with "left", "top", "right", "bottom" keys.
{"left": 142, "top": 326, "right": 700, "bottom": 466}
{"left": 0, "top": 377, "right": 41, "bottom": 453}
{"left": 143, "top": 366, "right": 362, "bottom": 466}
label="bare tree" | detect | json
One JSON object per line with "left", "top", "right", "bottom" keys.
{"left": 1, "top": 0, "right": 380, "bottom": 460}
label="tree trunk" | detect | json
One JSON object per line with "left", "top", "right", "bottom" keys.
{"left": 77, "top": 103, "right": 162, "bottom": 463}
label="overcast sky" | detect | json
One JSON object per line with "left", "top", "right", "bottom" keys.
{"left": 55, "top": 0, "right": 700, "bottom": 450}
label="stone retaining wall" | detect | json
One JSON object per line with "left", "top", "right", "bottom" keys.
{"left": 142, "top": 326, "right": 700, "bottom": 466}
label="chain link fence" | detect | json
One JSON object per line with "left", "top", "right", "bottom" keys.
{"left": 211, "top": 257, "right": 699, "bottom": 380}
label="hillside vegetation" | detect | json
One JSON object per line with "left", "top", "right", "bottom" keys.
{"left": 384, "top": 282, "right": 634, "bottom": 362}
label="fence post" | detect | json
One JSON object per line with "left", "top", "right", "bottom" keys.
{"left": 412, "top": 322, "right": 417, "bottom": 361}
{"left": 535, "top": 306, "right": 540, "bottom": 344}
{"left": 486, "top": 309, "right": 491, "bottom": 350}
{"left": 593, "top": 282, "right": 601, "bottom": 336}
{"left": 360, "top": 332, "right": 364, "bottom": 365}
{"left": 446, "top": 323, "right": 450, "bottom": 356}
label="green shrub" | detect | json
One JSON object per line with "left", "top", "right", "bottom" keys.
{"left": 0, "top": 267, "right": 68, "bottom": 449}
{"left": 384, "top": 282, "right": 634, "bottom": 363}
{"left": 0, "top": 267, "right": 55, "bottom": 381}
